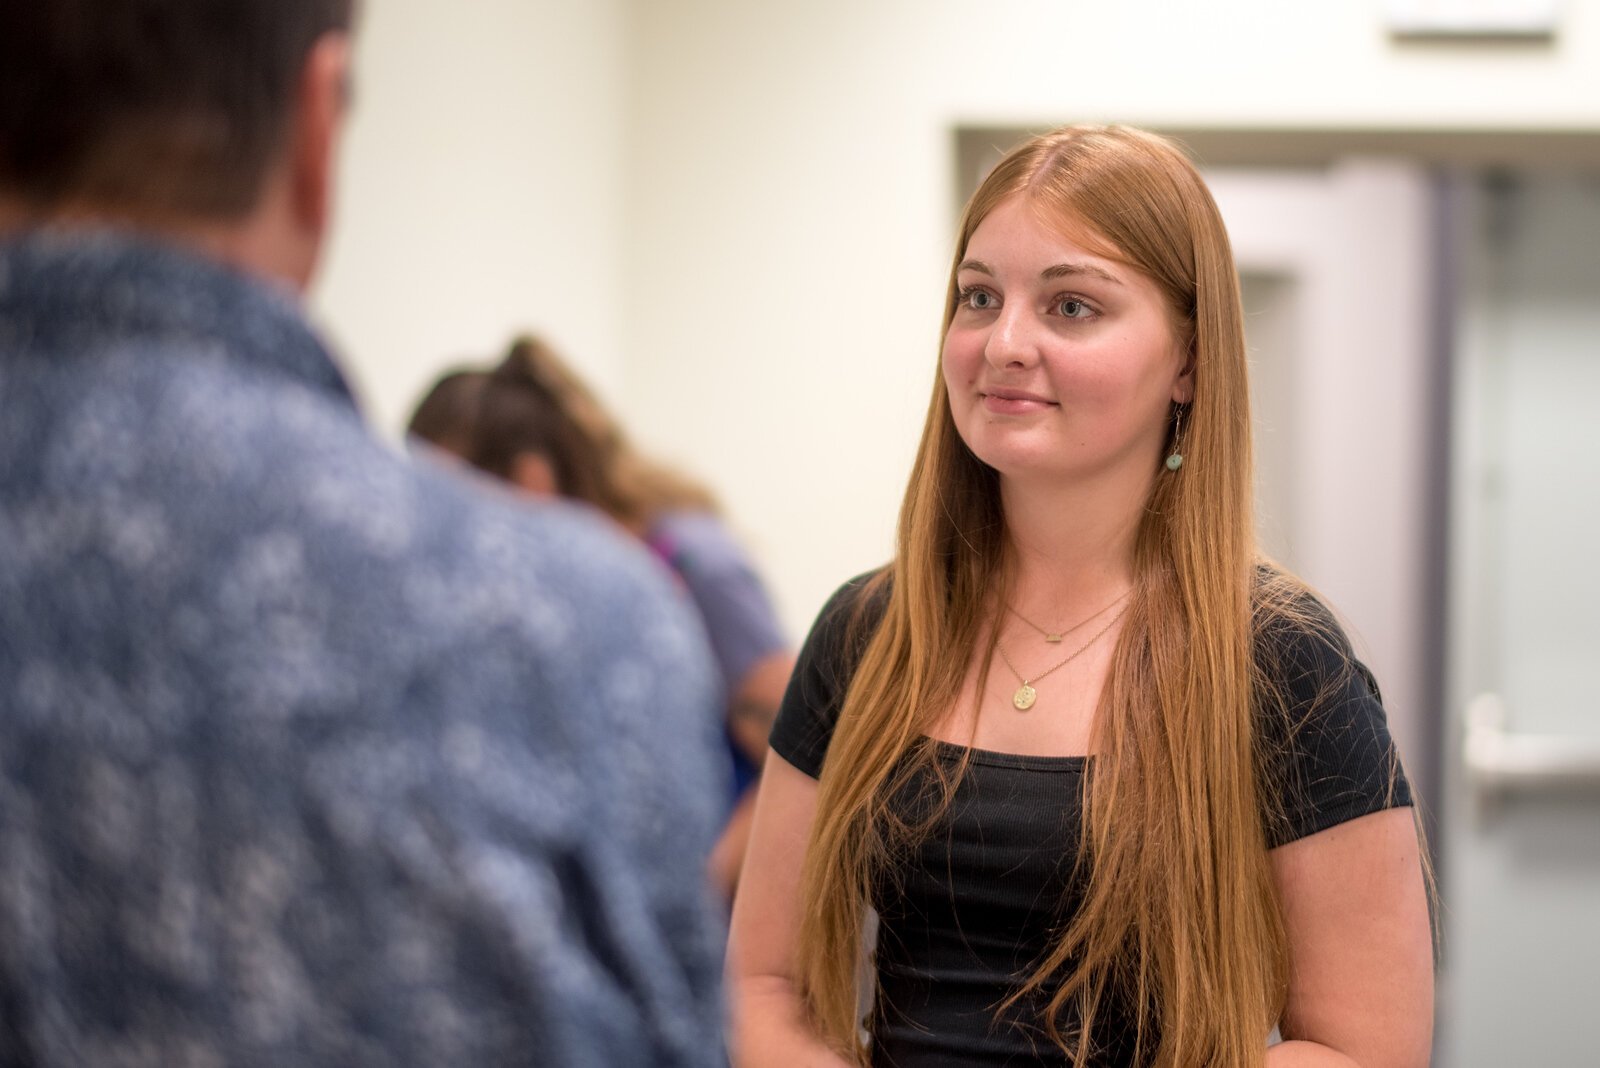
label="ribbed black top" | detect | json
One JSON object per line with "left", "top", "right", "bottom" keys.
{"left": 870, "top": 742, "right": 1120, "bottom": 1066}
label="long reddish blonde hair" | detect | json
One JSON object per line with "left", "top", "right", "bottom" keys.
{"left": 796, "top": 125, "right": 1287, "bottom": 1065}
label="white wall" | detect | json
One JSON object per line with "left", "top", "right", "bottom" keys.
{"left": 311, "top": 0, "right": 631, "bottom": 435}
{"left": 622, "top": 0, "right": 1600, "bottom": 637}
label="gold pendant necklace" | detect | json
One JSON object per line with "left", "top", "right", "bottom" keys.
{"left": 996, "top": 603, "right": 1130, "bottom": 712}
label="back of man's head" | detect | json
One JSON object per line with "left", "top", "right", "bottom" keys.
{"left": 0, "top": 0, "right": 354, "bottom": 222}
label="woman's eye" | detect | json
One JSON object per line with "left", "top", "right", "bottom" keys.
{"left": 1057, "top": 298, "right": 1092, "bottom": 319}
{"left": 962, "top": 288, "right": 996, "bottom": 311}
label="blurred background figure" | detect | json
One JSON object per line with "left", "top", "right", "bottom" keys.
{"left": 0, "top": 1, "right": 730, "bottom": 1064}
{"left": 410, "top": 337, "right": 796, "bottom": 897}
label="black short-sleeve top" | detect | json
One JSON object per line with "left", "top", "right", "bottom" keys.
{"left": 768, "top": 573, "right": 1412, "bottom": 1068}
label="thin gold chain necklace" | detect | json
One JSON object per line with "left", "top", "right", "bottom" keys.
{"left": 996, "top": 603, "right": 1130, "bottom": 711}
{"left": 1006, "top": 588, "right": 1131, "bottom": 644}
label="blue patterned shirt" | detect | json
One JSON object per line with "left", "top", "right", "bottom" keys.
{"left": 0, "top": 231, "right": 729, "bottom": 1066}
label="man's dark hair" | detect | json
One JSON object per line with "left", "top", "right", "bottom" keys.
{"left": 0, "top": 0, "right": 355, "bottom": 219}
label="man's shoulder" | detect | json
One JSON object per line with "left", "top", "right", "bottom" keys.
{"left": 5, "top": 336, "right": 715, "bottom": 718}
{"left": 208, "top": 378, "right": 707, "bottom": 675}
{"left": 150, "top": 352, "right": 656, "bottom": 589}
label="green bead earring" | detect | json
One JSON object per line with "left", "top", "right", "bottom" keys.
{"left": 1165, "top": 406, "right": 1185, "bottom": 471}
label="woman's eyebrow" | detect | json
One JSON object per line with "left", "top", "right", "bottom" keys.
{"left": 1041, "top": 262, "right": 1122, "bottom": 285}
{"left": 954, "top": 259, "right": 1122, "bottom": 285}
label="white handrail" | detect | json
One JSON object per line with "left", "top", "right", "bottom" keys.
{"left": 1463, "top": 693, "right": 1600, "bottom": 792}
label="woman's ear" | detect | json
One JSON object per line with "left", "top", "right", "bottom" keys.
{"left": 1171, "top": 342, "right": 1196, "bottom": 405}
{"left": 508, "top": 452, "right": 561, "bottom": 498}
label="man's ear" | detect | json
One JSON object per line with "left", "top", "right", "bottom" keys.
{"left": 508, "top": 453, "right": 561, "bottom": 499}
{"left": 288, "top": 32, "right": 351, "bottom": 241}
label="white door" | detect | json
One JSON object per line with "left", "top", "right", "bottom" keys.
{"left": 1205, "top": 162, "right": 1436, "bottom": 804}
{"left": 1442, "top": 170, "right": 1600, "bottom": 1067}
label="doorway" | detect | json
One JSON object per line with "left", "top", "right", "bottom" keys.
{"left": 1439, "top": 168, "right": 1600, "bottom": 1067}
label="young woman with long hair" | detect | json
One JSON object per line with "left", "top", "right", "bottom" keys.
{"left": 727, "top": 126, "right": 1433, "bottom": 1066}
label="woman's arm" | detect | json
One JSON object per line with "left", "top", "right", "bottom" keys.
{"left": 1267, "top": 807, "right": 1433, "bottom": 1067}
{"left": 726, "top": 753, "right": 856, "bottom": 1067}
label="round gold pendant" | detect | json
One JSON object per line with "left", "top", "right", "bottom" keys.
{"left": 1012, "top": 683, "right": 1037, "bottom": 711}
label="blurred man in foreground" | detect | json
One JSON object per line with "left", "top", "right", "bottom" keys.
{"left": 0, "top": 3, "right": 728, "bottom": 1064}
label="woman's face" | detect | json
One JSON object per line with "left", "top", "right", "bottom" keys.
{"left": 941, "top": 194, "right": 1193, "bottom": 491}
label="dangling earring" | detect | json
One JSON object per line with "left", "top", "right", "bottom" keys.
{"left": 1165, "top": 405, "right": 1186, "bottom": 471}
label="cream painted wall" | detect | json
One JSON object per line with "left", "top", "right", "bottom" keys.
{"left": 622, "top": 0, "right": 1600, "bottom": 638}
{"left": 311, "top": 0, "right": 630, "bottom": 435}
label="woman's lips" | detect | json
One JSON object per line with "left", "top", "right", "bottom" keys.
{"left": 981, "top": 389, "right": 1056, "bottom": 415}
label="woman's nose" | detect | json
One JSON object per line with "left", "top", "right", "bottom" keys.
{"left": 984, "top": 304, "right": 1040, "bottom": 369}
